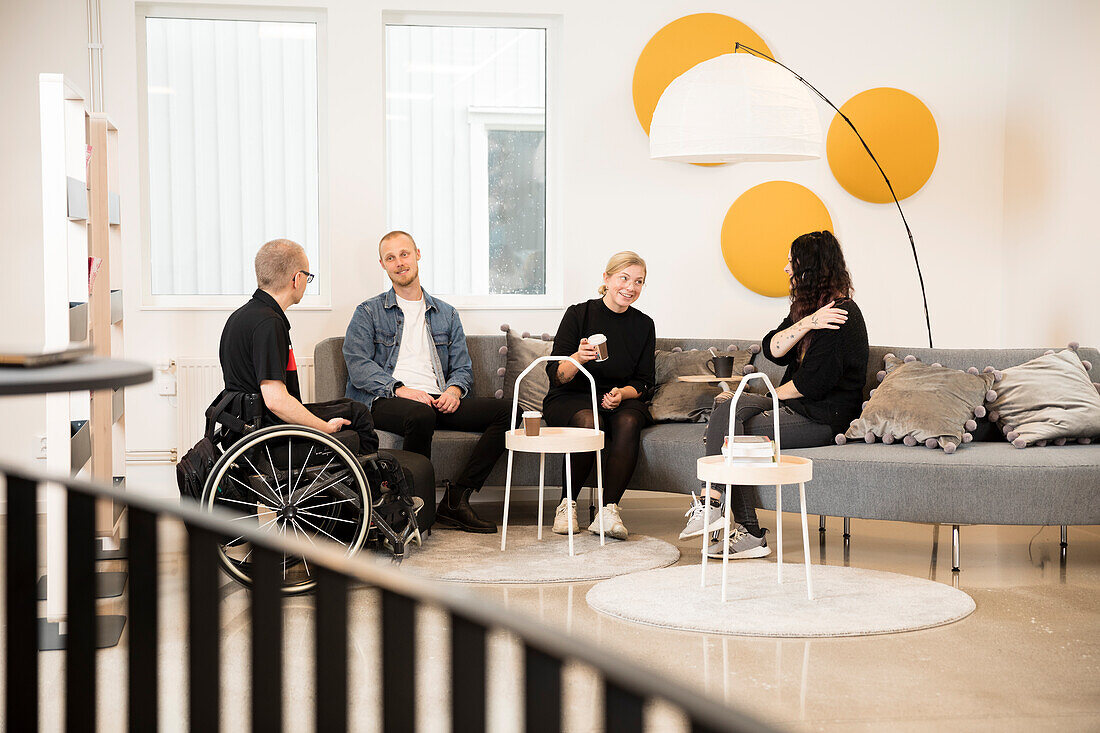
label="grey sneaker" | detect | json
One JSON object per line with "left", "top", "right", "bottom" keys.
{"left": 706, "top": 524, "right": 771, "bottom": 559}
{"left": 679, "top": 492, "right": 726, "bottom": 540}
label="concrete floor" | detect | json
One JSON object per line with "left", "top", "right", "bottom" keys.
{"left": 22, "top": 492, "right": 1100, "bottom": 732}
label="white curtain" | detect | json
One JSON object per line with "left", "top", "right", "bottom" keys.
{"left": 146, "top": 18, "right": 319, "bottom": 295}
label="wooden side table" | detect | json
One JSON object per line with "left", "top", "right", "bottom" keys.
{"left": 500, "top": 356, "right": 606, "bottom": 556}
{"left": 694, "top": 372, "right": 816, "bottom": 601}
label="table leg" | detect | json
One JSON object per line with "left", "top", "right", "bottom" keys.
{"left": 776, "top": 484, "right": 783, "bottom": 585}
{"left": 722, "top": 483, "right": 732, "bottom": 602}
{"left": 536, "top": 453, "right": 545, "bottom": 540}
{"left": 701, "top": 480, "right": 711, "bottom": 588}
{"left": 565, "top": 452, "right": 574, "bottom": 557}
{"left": 595, "top": 449, "right": 605, "bottom": 546}
{"left": 500, "top": 450, "right": 515, "bottom": 552}
{"left": 799, "top": 482, "right": 813, "bottom": 601}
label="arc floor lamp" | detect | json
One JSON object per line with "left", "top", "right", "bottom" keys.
{"left": 649, "top": 43, "right": 933, "bottom": 348}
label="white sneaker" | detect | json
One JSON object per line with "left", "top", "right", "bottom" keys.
{"left": 589, "top": 503, "right": 628, "bottom": 540}
{"left": 679, "top": 492, "right": 725, "bottom": 540}
{"left": 552, "top": 498, "right": 578, "bottom": 534}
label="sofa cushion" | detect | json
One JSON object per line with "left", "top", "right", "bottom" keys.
{"left": 987, "top": 348, "right": 1100, "bottom": 447}
{"left": 844, "top": 355, "right": 994, "bottom": 452}
{"left": 499, "top": 329, "right": 554, "bottom": 412}
{"left": 649, "top": 348, "right": 753, "bottom": 423}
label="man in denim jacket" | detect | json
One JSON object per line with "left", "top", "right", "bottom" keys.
{"left": 343, "top": 231, "right": 510, "bottom": 533}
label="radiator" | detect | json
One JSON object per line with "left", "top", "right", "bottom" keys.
{"left": 174, "top": 356, "right": 315, "bottom": 459}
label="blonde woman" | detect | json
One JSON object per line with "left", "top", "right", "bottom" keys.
{"left": 543, "top": 252, "right": 656, "bottom": 539}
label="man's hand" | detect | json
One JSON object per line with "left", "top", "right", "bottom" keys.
{"left": 395, "top": 386, "right": 435, "bottom": 406}
{"left": 601, "top": 386, "right": 623, "bottom": 410}
{"left": 324, "top": 417, "right": 351, "bottom": 434}
{"left": 433, "top": 386, "right": 462, "bottom": 414}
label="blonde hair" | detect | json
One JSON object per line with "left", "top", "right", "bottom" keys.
{"left": 379, "top": 229, "right": 417, "bottom": 257}
{"left": 598, "top": 251, "right": 647, "bottom": 295}
{"left": 255, "top": 238, "right": 306, "bottom": 290}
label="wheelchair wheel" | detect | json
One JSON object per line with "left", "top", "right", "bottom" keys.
{"left": 201, "top": 425, "right": 371, "bottom": 594}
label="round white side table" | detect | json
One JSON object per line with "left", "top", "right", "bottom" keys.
{"left": 500, "top": 356, "right": 606, "bottom": 556}
{"left": 695, "top": 372, "right": 816, "bottom": 601}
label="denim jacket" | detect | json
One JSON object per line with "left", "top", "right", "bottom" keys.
{"left": 343, "top": 287, "right": 474, "bottom": 409}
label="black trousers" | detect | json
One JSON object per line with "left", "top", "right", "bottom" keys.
{"left": 296, "top": 398, "right": 438, "bottom": 530}
{"left": 704, "top": 393, "right": 833, "bottom": 530}
{"left": 371, "top": 395, "right": 511, "bottom": 492}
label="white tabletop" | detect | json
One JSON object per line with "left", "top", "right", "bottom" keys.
{"left": 696, "top": 454, "right": 813, "bottom": 485}
{"left": 505, "top": 427, "right": 604, "bottom": 453}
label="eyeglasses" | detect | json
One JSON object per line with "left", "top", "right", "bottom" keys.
{"left": 297, "top": 270, "right": 315, "bottom": 284}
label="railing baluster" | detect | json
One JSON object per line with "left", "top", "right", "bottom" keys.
{"left": 128, "top": 507, "right": 159, "bottom": 733}
{"left": 252, "top": 547, "right": 283, "bottom": 732}
{"left": 382, "top": 589, "right": 416, "bottom": 733}
{"left": 188, "top": 527, "right": 220, "bottom": 733}
{"left": 315, "top": 567, "right": 348, "bottom": 732}
{"left": 451, "top": 614, "right": 487, "bottom": 733}
{"left": 605, "top": 681, "right": 644, "bottom": 733}
{"left": 524, "top": 644, "right": 562, "bottom": 733}
{"left": 67, "top": 490, "right": 97, "bottom": 733}
{"left": 5, "top": 474, "right": 39, "bottom": 733}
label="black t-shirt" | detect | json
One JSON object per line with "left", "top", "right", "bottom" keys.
{"left": 545, "top": 298, "right": 656, "bottom": 401}
{"left": 219, "top": 289, "right": 301, "bottom": 406}
{"left": 761, "top": 298, "right": 869, "bottom": 434}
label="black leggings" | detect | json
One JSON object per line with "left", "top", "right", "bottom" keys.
{"left": 704, "top": 393, "right": 833, "bottom": 532}
{"left": 544, "top": 395, "right": 650, "bottom": 506}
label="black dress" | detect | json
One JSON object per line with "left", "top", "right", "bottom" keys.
{"left": 543, "top": 298, "right": 656, "bottom": 425}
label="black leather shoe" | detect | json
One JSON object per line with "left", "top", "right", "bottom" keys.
{"left": 435, "top": 481, "right": 497, "bottom": 533}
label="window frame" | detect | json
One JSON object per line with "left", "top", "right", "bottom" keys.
{"left": 135, "top": 3, "right": 331, "bottom": 310}
{"left": 381, "top": 11, "right": 563, "bottom": 310}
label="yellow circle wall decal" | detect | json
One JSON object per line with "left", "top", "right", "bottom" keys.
{"left": 632, "top": 14, "right": 772, "bottom": 136}
{"left": 721, "top": 182, "right": 834, "bottom": 298}
{"left": 827, "top": 87, "right": 939, "bottom": 203}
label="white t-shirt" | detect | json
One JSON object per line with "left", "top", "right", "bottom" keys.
{"left": 392, "top": 294, "right": 440, "bottom": 394}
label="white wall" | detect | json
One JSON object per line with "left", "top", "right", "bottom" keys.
{"left": 1002, "top": 0, "right": 1100, "bottom": 348}
{"left": 2, "top": 0, "right": 1096, "bottom": 483}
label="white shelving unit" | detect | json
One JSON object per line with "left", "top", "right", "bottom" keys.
{"left": 39, "top": 74, "right": 127, "bottom": 648}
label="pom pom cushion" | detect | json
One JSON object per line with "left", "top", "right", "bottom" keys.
{"left": 500, "top": 328, "right": 553, "bottom": 413}
{"left": 649, "top": 348, "right": 752, "bottom": 422}
{"left": 986, "top": 349, "right": 1100, "bottom": 447}
{"left": 844, "top": 355, "right": 995, "bottom": 451}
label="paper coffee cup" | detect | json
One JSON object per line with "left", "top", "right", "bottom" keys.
{"left": 588, "top": 333, "right": 608, "bottom": 362}
{"left": 522, "top": 410, "right": 542, "bottom": 437}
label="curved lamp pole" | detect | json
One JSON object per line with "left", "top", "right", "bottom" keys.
{"left": 733, "top": 43, "right": 933, "bottom": 348}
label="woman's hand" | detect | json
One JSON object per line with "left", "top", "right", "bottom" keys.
{"left": 574, "top": 338, "right": 600, "bottom": 364}
{"left": 805, "top": 301, "right": 848, "bottom": 330}
{"left": 601, "top": 387, "right": 623, "bottom": 410}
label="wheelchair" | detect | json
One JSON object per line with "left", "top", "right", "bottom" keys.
{"left": 196, "top": 391, "right": 422, "bottom": 594}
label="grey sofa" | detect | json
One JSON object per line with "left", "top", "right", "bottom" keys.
{"left": 315, "top": 336, "right": 1100, "bottom": 563}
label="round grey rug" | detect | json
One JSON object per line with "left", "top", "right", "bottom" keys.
{"left": 586, "top": 563, "right": 975, "bottom": 637}
{"left": 398, "top": 526, "right": 680, "bottom": 584}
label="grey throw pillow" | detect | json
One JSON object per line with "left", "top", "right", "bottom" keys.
{"left": 842, "top": 354, "right": 995, "bottom": 453}
{"left": 987, "top": 349, "right": 1100, "bottom": 448}
{"left": 649, "top": 348, "right": 752, "bottom": 423}
{"left": 500, "top": 329, "right": 554, "bottom": 413}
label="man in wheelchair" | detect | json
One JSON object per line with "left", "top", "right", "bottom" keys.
{"left": 187, "top": 238, "right": 437, "bottom": 590}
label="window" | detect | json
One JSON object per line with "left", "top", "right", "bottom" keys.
{"left": 384, "top": 16, "right": 559, "bottom": 307}
{"left": 137, "top": 6, "right": 326, "bottom": 307}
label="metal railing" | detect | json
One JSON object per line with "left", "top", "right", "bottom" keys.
{"left": 1, "top": 462, "right": 777, "bottom": 732}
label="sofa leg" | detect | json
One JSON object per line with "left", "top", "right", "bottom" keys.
{"left": 819, "top": 515, "right": 826, "bottom": 533}
{"left": 1060, "top": 525, "right": 1068, "bottom": 549}
{"left": 951, "top": 525, "right": 960, "bottom": 572}
{"left": 842, "top": 517, "right": 850, "bottom": 541}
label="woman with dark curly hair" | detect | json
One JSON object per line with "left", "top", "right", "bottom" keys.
{"left": 680, "top": 230, "right": 869, "bottom": 559}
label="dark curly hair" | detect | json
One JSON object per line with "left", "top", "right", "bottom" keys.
{"left": 787, "top": 230, "right": 853, "bottom": 357}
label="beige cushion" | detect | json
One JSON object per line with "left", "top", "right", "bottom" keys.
{"left": 649, "top": 348, "right": 752, "bottom": 423}
{"left": 845, "top": 355, "right": 994, "bottom": 452}
{"left": 987, "top": 349, "right": 1100, "bottom": 447}
{"left": 500, "top": 329, "right": 554, "bottom": 413}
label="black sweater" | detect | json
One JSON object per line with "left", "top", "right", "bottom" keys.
{"left": 762, "top": 298, "right": 869, "bottom": 434}
{"left": 545, "top": 298, "right": 656, "bottom": 402}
